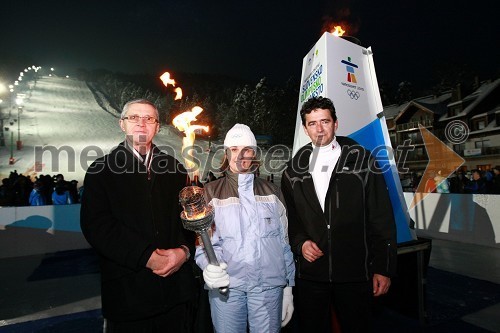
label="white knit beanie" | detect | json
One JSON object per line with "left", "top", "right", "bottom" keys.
{"left": 223, "top": 123, "right": 257, "bottom": 148}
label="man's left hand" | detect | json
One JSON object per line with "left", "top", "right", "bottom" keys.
{"left": 373, "top": 274, "right": 391, "bottom": 296}
{"left": 149, "top": 248, "right": 186, "bottom": 277}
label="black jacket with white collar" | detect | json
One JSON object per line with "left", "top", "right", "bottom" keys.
{"left": 281, "top": 136, "right": 397, "bottom": 283}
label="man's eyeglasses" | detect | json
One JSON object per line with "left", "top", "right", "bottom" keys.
{"left": 122, "top": 115, "right": 158, "bottom": 124}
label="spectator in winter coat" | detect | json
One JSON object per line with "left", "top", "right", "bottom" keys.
{"left": 424, "top": 170, "right": 437, "bottom": 193}
{"left": 493, "top": 167, "right": 500, "bottom": 194}
{"left": 434, "top": 170, "right": 450, "bottom": 193}
{"left": 52, "top": 181, "right": 73, "bottom": 205}
{"left": 29, "top": 181, "right": 46, "bottom": 206}
{"left": 464, "top": 169, "right": 486, "bottom": 194}
{"left": 78, "top": 185, "right": 84, "bottom": 201}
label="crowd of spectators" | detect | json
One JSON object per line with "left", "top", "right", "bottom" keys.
{"left": 404, "top": 166, "right": 500, "bottom": 194}
{"left": 1, "top": 166, "right": 499, "bottom": 207}
{"left": 439, "top": 168, "right": 500, "bottom": 194}
{"left": 460, "top": 167, "right": 500, "bottom": 194}
{"left": 0, "top": 171, "right": 83, "bottom": 207}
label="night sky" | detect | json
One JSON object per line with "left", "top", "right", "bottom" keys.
{"left": 1, "top": 0, "right": 498, "bottom": 87}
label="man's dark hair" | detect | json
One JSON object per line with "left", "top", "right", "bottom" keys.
{"left": 300, "top": 96, "right": 337, "bottom": 126}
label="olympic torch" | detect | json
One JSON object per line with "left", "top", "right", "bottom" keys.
{"left": 179, "top": 186, "right": 228, "bottom": 295}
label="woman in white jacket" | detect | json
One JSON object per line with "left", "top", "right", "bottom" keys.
{"left": 195, "top": 123, "right": 295, "bottom": 333}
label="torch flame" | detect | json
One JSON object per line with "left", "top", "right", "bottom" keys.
{"left": 160, "top": 72, "right": 176, "bottom": 88}
{"left": 174, "top": 87, "right": 183, "bottom": 100}
{"left": 331, "top": 25, "right": 345, "bottom": 36}
{"left": 185, "top": 207, "right": 208, "bottom": 221}
{"left": 173, "top": 106, "right": 209, "bottom": 180}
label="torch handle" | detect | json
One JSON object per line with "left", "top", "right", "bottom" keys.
{"left": 199, "top": 231, "right": 218, "bottom": 265}
{"left": 199, "top": 230, "right": 228, "bottom": 295}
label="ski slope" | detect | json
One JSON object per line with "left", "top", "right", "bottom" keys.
{"left": 0, "top": 76, "right": 219, "bottom": 184}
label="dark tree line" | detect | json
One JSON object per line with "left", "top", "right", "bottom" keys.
{"left": 74, "top": 63, "right": 491, "bottom": 145}
{"left": 75, "top": 69, "right": 300, "bottom": 144}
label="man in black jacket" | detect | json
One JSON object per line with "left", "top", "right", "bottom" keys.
{"left": 81, "top": 99, "right": 196, "bottom": 332}
{"left": 281, "top": 96, "right": 397, "bottom": 333}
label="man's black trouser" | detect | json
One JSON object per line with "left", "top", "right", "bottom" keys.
{"left": 295, "top": 278, "right": 373, "bottom": 333}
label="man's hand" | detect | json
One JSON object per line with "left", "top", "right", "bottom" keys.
{"left": 301, "top": 240, "right": 324, "bottom": 262}
{"left": 147, "top": 248, "right": 186, "bottom": 277}
{"left": 373, "top": 273, "right": 391, "bottom": 296}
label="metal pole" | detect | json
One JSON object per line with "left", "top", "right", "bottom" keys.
{"left": 18, "top": 107, "right": 20, "bottom": 142}
{"left": 0, "top": 118, "right": 4, "bottom": 146}
{"left": 9, "top": 131, "right": 14, "bottom": 164}
{"left": 17, "top": 107, "right": 22, "bottom": 150}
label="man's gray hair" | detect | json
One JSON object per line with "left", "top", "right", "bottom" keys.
{"left": 121, "top": 99, "right": 159, "bottom": 120}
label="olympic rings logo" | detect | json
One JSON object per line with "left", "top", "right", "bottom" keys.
{"left": 347, "top": 89, "right": 360, "bottom": 100}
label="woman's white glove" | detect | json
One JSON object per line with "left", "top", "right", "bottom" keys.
{"left": 203, "top": 263, "right": 229, "bottom": 289}
{"left": 281, "top": 286, "right": 294, "bottom": 327}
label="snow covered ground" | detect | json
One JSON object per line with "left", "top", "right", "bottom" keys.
{"left": 0, "top": 76, "right": 227, "bottom": 185}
